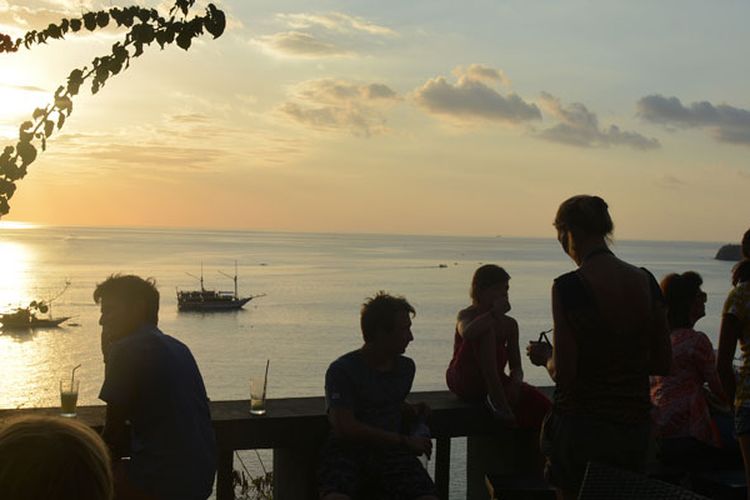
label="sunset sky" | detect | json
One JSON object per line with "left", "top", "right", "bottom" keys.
{"left": 1, "top": 0, "right": 748, "bottom": 241}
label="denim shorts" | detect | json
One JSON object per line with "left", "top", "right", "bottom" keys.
{"left": 735, "top": 406, "right": 750, "bottom": 436}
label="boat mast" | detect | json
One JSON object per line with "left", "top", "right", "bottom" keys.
{"left": 234, "top": 260, "right": 238, "bottom": 299}
{"left": 218, "top": 261, "right": 239, "bottom": 299}
{"left": 200, "top": 262, "right": 205, "bottom": 292}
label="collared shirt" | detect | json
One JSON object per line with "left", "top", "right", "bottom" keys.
{"left": 99, "top": 325, "right": 216, "bottom": 499}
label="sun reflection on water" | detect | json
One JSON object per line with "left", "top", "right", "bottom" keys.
{"left": 0, "top": 241, "right": 33, "bottom": 311}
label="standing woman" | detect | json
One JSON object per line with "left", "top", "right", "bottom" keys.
{"left": 527, "top": 195, "right": 671, "bottom": 499}
{"left": 717, "top": 228, "right": 750, "bottom": 499}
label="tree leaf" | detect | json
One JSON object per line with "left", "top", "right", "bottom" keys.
{"left": 18, "top": 121, "right": 33, "bottom": 142}
{"left": 16, "top": 141, "right": 37, "bottom": 167}
{"left": 44, "top": 120, "right": 54, "bottom": 138}
{"left": 96, "top": 12, "right": 110, "bottom": 28}
{"left": 83, "top": 12, "right": 97, "bottom": 31}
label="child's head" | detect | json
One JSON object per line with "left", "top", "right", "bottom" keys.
{"left": 0, "top": 416, "right": 113, "bottom": 500}
{"left": 470, "top": 265, "right": 511, "bottom": 308}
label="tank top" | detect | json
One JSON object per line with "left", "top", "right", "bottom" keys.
{"left": 552, "top": 268, "right": 662, "bottom": 424}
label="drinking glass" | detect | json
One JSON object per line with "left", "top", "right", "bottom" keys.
{"left": 60, "top": 378, "right": 80, "bottom": 417}
{"left": 250, "top": 375, "right": 267, "bottom": 416}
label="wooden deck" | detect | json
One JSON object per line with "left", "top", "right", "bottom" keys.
{"left": 0, "top": 388, "right": 554, "bottom": 499}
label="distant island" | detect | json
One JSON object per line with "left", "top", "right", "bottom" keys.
{"left": 716, "top": 244, "right": 742, "bottom": 261}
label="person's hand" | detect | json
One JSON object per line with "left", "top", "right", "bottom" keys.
{"left": 492, "top": 296, "right": 511, "bottom": 316}
{"left": 526, "top": 341, "right": 552, "bottom": 367}
{"left": 405, "top": 435, "right": 432, "bottom": 458}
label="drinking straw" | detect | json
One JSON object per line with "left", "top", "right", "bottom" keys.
{"left": 262, "top": 359, "right": 270, "bottom": 397}
{"left": 71, "top": 364, "right": 81, "bottom": 388}
{"left": 538, "top": 328, "right": 553, "bottom": 345}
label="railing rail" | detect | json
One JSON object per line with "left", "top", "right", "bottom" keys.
{"left": 0, "top": 388, "right": 553, "bottom": 499}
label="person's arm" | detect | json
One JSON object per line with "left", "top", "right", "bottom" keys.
{"left": 102, "top": 403, "right": 129, "bottom": 459}
{"left": 328, "top": 408, "right": 431, "bottom": 456}
{"left": 717, "top": 313, "right": 741, "bottom": 406}
{"left": 505, "top": 317, "right": 523, "bottom": 383}
{"left": 695, "top": 333, "right": 728, "bottom": 402}
{"left": 648, "top": 303, "right": 671, "bottom": 376}
{"left": 643, "top": 270, "right": 671, "bottom": 375}
{"left": 550, "top": 283, "right": 575, "bottom": 384}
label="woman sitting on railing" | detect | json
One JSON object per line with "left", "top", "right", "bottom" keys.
{"left": 446, "top": 264, "right": 550, "bottom": 428}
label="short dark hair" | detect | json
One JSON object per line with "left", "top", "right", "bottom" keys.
{"left": 470, "top": 264, "right": 510, "bottom": 303}
{"left": 554, "top": 195, "right": 614, "bottom": 239}
{"left": 360, "top": 291, "right": 415, "bottom": 343}
{"left": 660, "top": 271, "right": 703, "bottom": 329}
{"left": 93, "top": 274, "right": 160, "bottom": 326}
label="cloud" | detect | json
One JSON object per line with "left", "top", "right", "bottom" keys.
{"left": 254, "top": 30, "right": 349, "bottom": 57}
{"left": 0, "top": 82, "right": 47, "bottom": 92}
{"left": 452, "top": 64, "right": 510, "bottom": 86}
{"left": 251, "top": 11, "right": 395, "bottom": 59}
{"left": 538, "top": 92, "right": 660, "bottom": 150}
{"left": 656, "top": 174, "right": 687, "bottom": 190}
{"left": 278, "top": 12, "right": 396, "bottom": 37}
{"left": 279, "top": 78, "right": 400, "bottom": 136}
{"left": 414, "top": 67, "right": 540, "bottom": 125}
{"left": 637, "top": 94, "right": 750, "bottom": 146}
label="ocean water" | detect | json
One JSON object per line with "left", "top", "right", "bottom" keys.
{"left": 0, "top": 226, "right": 738, "bottom": 497}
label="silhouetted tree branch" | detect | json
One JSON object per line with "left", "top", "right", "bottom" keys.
{"left": 0, "top": 0, "right": 226, "bottom": 217}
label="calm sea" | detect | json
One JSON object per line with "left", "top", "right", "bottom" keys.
{"left": 0, "top": 226, "right": 737, "bottom": 497}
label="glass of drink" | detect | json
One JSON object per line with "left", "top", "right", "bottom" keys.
{"left": 60, "top": 378, "right": 80, "bottom": 417}
{"left": 250, "top": 376, "right": 266, "bottom": 416}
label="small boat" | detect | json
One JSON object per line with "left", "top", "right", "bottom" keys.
{"left": 0, "top": 301, "right": 71, "bottom": 330}
{"left": 177, "top": 262, "right": 261, "bottom": 312}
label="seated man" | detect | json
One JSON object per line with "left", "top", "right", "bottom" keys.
{"left": 318, "top": 291, "right": 438, "bottom": 500}
{"left": 95, "top": 274, "right": 216, "bottom": 500}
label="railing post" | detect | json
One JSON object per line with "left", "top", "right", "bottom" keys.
{"left": 216, "top": 448, "right": 234, "bottom": 500}
{"left": 435, "top": 437, "right": 451, "bottom": 499}
{"left": 273, "top": 446, "right": 318, "bottom": 500}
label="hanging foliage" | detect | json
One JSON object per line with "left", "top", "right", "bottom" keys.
{"left": 0, "top": 0, "right": 226, "bottom": 217}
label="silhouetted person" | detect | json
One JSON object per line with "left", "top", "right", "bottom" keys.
{"left": 95, "top": 274, "right": 215, "bottom": 500}
{"left": 651, "top": 271, "right": 729, "bottom": 470}
{"left": 717, "top": 228, "right": 750, "bottom": 500}
{"left": 318, "top": 291, "right": 437, "bottom": 500}
{"left": 446, "top": 264, "right": 550, "bottom": 428}
{"left": 527, "top": 195, "right": 671, "bottom": 499}
{"left": 0, "top": 415, "right": 113, "bottom": 500}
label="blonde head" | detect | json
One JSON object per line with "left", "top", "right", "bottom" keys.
{"left": 0, "top": 416, "right": 113, "bottom": 500}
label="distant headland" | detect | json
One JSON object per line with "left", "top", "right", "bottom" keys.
{"left": 716, "top": 244, "right": 742, "bottom": 261}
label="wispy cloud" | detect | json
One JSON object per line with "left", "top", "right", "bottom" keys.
{"left": 656, "top": 174, "right": 687, "bottom": 190}
{"left": 251, "top": 11, "right": 395, "bottom": 59}
{"left": 254, "top": 30, "right": 349, "bottom": 57}
{"left": 538, "top": 92, "right": 660, "bottom": 150}
{"left": 278, "top": 12, "right": 396, "bottom": 37}
{"left": 414, "top": 66, "right": 540, "bottom": 125}
{"left": 0, "top": 82, "right": 47, "bottom": 93}
{"left": 637, "top": 94, "right": 750, "bottom": 146}
{"left": 279, "top": 78, "right": 400, "bottom": 136}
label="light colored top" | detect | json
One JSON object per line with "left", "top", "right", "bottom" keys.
{"left": 650, "top": 327, "right": 720, "bottom": 445}
{"left": 724, "top": 281, "right": 750, "bottom": 407}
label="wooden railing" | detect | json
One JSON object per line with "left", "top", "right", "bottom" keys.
{"left": 0, "top": 389, "right": 553, "bottom": 499}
